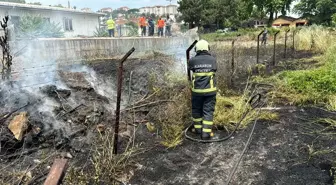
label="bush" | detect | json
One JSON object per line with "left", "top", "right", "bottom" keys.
{"left": 16, "top": 14, "right": 64, "bottom": 39}
{"left": 94, "top": 27, "right": 109, "bottom": 37}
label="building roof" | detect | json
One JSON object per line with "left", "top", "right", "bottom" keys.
{"left": 101, "top": 7, "right": 112, "bottom": 10}
{"left": 275, "top": 15, "right": 297, "bottom": 22}
{"left": 0, "top": 2, "right": 105, "bottom": 16}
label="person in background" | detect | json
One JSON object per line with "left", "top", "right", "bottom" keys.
{"left": 148, "top": 17, "right": 155, "bottom": 36}
{"left": 157, "top": 17, "right": 165, "bottom": 37}
{"left": 165, "top": 15, "right": 173, "bottom": 37}
{"left": 106, "top": 17, "right": 115, "bottom": 37}
{"left": 139, "top": 15, "right": 147, "bottom": 37}
{"left": 261, "top": 27, "right": 268, "bottom": 45}
{"left": 117, "top": 23, "right": 122, "bottom": 37}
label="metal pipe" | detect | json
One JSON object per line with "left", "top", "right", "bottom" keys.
{"left": 114, "top": 47, "right": 135, "bottom": 155}
{"left": 257, "top": 30, "right": 264, "bottom": 64}
{"left": 186, "top": 40, "right": 198, "bottom": 82}
{"left": 273, "top": 31, "right": 280, "bottom": 66}
{"left": 284, "top": 29, "right": 290, "bottom": 58}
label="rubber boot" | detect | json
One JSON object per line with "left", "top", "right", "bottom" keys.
{"left": 201, "top": 132, "right": 215, "bottom": 140}
{"left": 191, "top": 127, "right": 202, "bottom": 134}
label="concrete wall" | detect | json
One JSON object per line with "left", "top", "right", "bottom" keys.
{"left": 0, "top": 7, "right": 101, "bottom": 37}
{"left": 15, "top": 36, "right": 197, "bottom": 62}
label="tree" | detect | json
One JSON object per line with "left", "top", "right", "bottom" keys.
{"left": 177, "top": 0, "right": 251, "bottom": 29}
{"left": 177, "top": 0, "right": 205, "bottom": 28}
{"left": 332, "top": 13, "right": 336, "bottom": 26}
{"left": 294, "top": 0, "right": 336, "bottom": 25}
{"left": 245, "top": 0, "right": 294, "bottom": 25}
{"left": 0, "top": 0, "right": 25, "bottom": 3}
{"left": 127, "top": 8, "right": 140, "bottom": 14}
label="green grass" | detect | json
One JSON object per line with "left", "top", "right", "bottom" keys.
{"left": 252, "top": 38, "right": 336, "bottom": 107}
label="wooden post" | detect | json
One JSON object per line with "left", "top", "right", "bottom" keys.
{"left": 273, "top": 31, "right": 280, "bottom": 66}
{"left": 44, "top": 159, "right": 68, "bottom": 185}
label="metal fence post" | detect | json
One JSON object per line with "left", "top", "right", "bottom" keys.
{"left": 186, "top": 40, "right": 198, "bottom": 82}
{"left": 284, "top": 29, "right": 290, "bottom": 58}
{"left": 230, "top": 36, "right": 239, "bottom": 86}
{"left": 292, "top": 29, "right": 296, "bottom": 53}
{"left": 257, "top": 30, "right": 264, "bottom": 64}
{"left": 273, "top": 31, "right": 280, "bottom": 66}
{"left": 114, "top": 47, "right": 135, "bottom": 155}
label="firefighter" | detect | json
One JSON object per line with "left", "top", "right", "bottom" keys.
{"left": 188, "top": 39, "right": 217, "bottom": 140}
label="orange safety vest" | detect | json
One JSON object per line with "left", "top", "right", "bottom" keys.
{"left": 158, "top": 19, "right": 165, "bottom": 28}
{"left": 139, "top": 17, "right": 146, "bottom": 26}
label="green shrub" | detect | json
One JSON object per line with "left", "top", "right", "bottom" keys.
{"left": 94, "top": 27, "right": 109, "bottom": 37}
{"left": 16, "top": 14, "right": 64, "bottom": 39}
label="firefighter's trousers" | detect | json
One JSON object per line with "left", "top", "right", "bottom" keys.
{"left": 192, "top": 95, "right": 216, "bottom": 137}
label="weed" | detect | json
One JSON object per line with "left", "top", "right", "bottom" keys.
{"left": 65, "top": 130, "right": 139, "bottom": 184}
{"left": 214, "top": 91, "right": 278, "bottom": 130}
{"left": 327, "top": 96, "right": 336, "bottom": 111}
{"left": 296, "top": 25, "right": 336, "bottom": 53}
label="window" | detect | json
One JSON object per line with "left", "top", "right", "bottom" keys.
{"left": 63, "top": 18, "right": 73, "bottom": 31}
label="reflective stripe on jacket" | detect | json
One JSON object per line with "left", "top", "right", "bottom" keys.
{"left": 188, "top": 51, "right": 217, "bottom": 96}
{"left": 107, "top": 19, "right": 115, "bottom": 29}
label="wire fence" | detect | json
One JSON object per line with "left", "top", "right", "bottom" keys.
{"left": 211, "top": 28, "right": 316, "bottom": 90}
{"left": 0, "top": 27, "right": 325, "bottom": 184}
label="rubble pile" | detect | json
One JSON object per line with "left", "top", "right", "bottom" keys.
{"left": 0, "top": 69, "right": 116, "bottom": 184}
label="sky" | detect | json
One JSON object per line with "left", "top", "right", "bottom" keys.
{"left": 25, "top": 0, "right": 178, "bottom": 11}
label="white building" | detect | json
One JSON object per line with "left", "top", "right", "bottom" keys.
{"left": 139, "top": 5, "right": 178, "bottom": 16}
{"left": 0, "top": 2, "right": 105, "bottom": 38}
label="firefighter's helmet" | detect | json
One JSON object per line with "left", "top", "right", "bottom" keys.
{"left": 195, "top": 40, "right": 210, "bottom": 52}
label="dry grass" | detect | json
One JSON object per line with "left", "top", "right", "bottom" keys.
{"left": 327, "top": 96, "right": 336, "bottom": 111}
{"left": 147, "top": 71, "right": 191, "bottom": 148}
{"left": 214, "top": 90, "right": 279, "bottom": 130}
{"left": 296, "top": 25, "right": 336, "bottom": 53}
{"left": 65, "top": 130, "right": 140, "bottom": 185}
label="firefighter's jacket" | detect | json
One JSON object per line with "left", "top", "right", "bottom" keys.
{"left": 188, "top": 51, "right": 217, "bottom": 96}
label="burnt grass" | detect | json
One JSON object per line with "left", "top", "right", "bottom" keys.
{"left": 0, "top": 49, "right": 335, "bottom": 184}
{"left": 128, "top": 49, "right": 336, "bottom": 185}
{"left": 130, "top": 107, "right": 336, "bottom": 185}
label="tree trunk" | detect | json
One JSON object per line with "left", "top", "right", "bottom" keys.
{"left": 268, "top": 10, "right": 274, "bottom": 27}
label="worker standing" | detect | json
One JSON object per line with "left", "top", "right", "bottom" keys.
{"left": 261, "top": 27, "right": 268, "bottom": 45}
{"left": 139, "top": 15, "right": 146, "bottom": 37}
{"left": 165, "top": 15, "right": 173, "bottom": 37}
{"left": 148, "top": 17, "right": 155, "bottom": 36}
{"left": 106, "top": 17, "right": 115, "bottom": 37}
{"left": 157, "top": 17, "right": 165, "bottom": 37}
{"left": 188, "top": 40, "right": 217, "bottom": 140}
